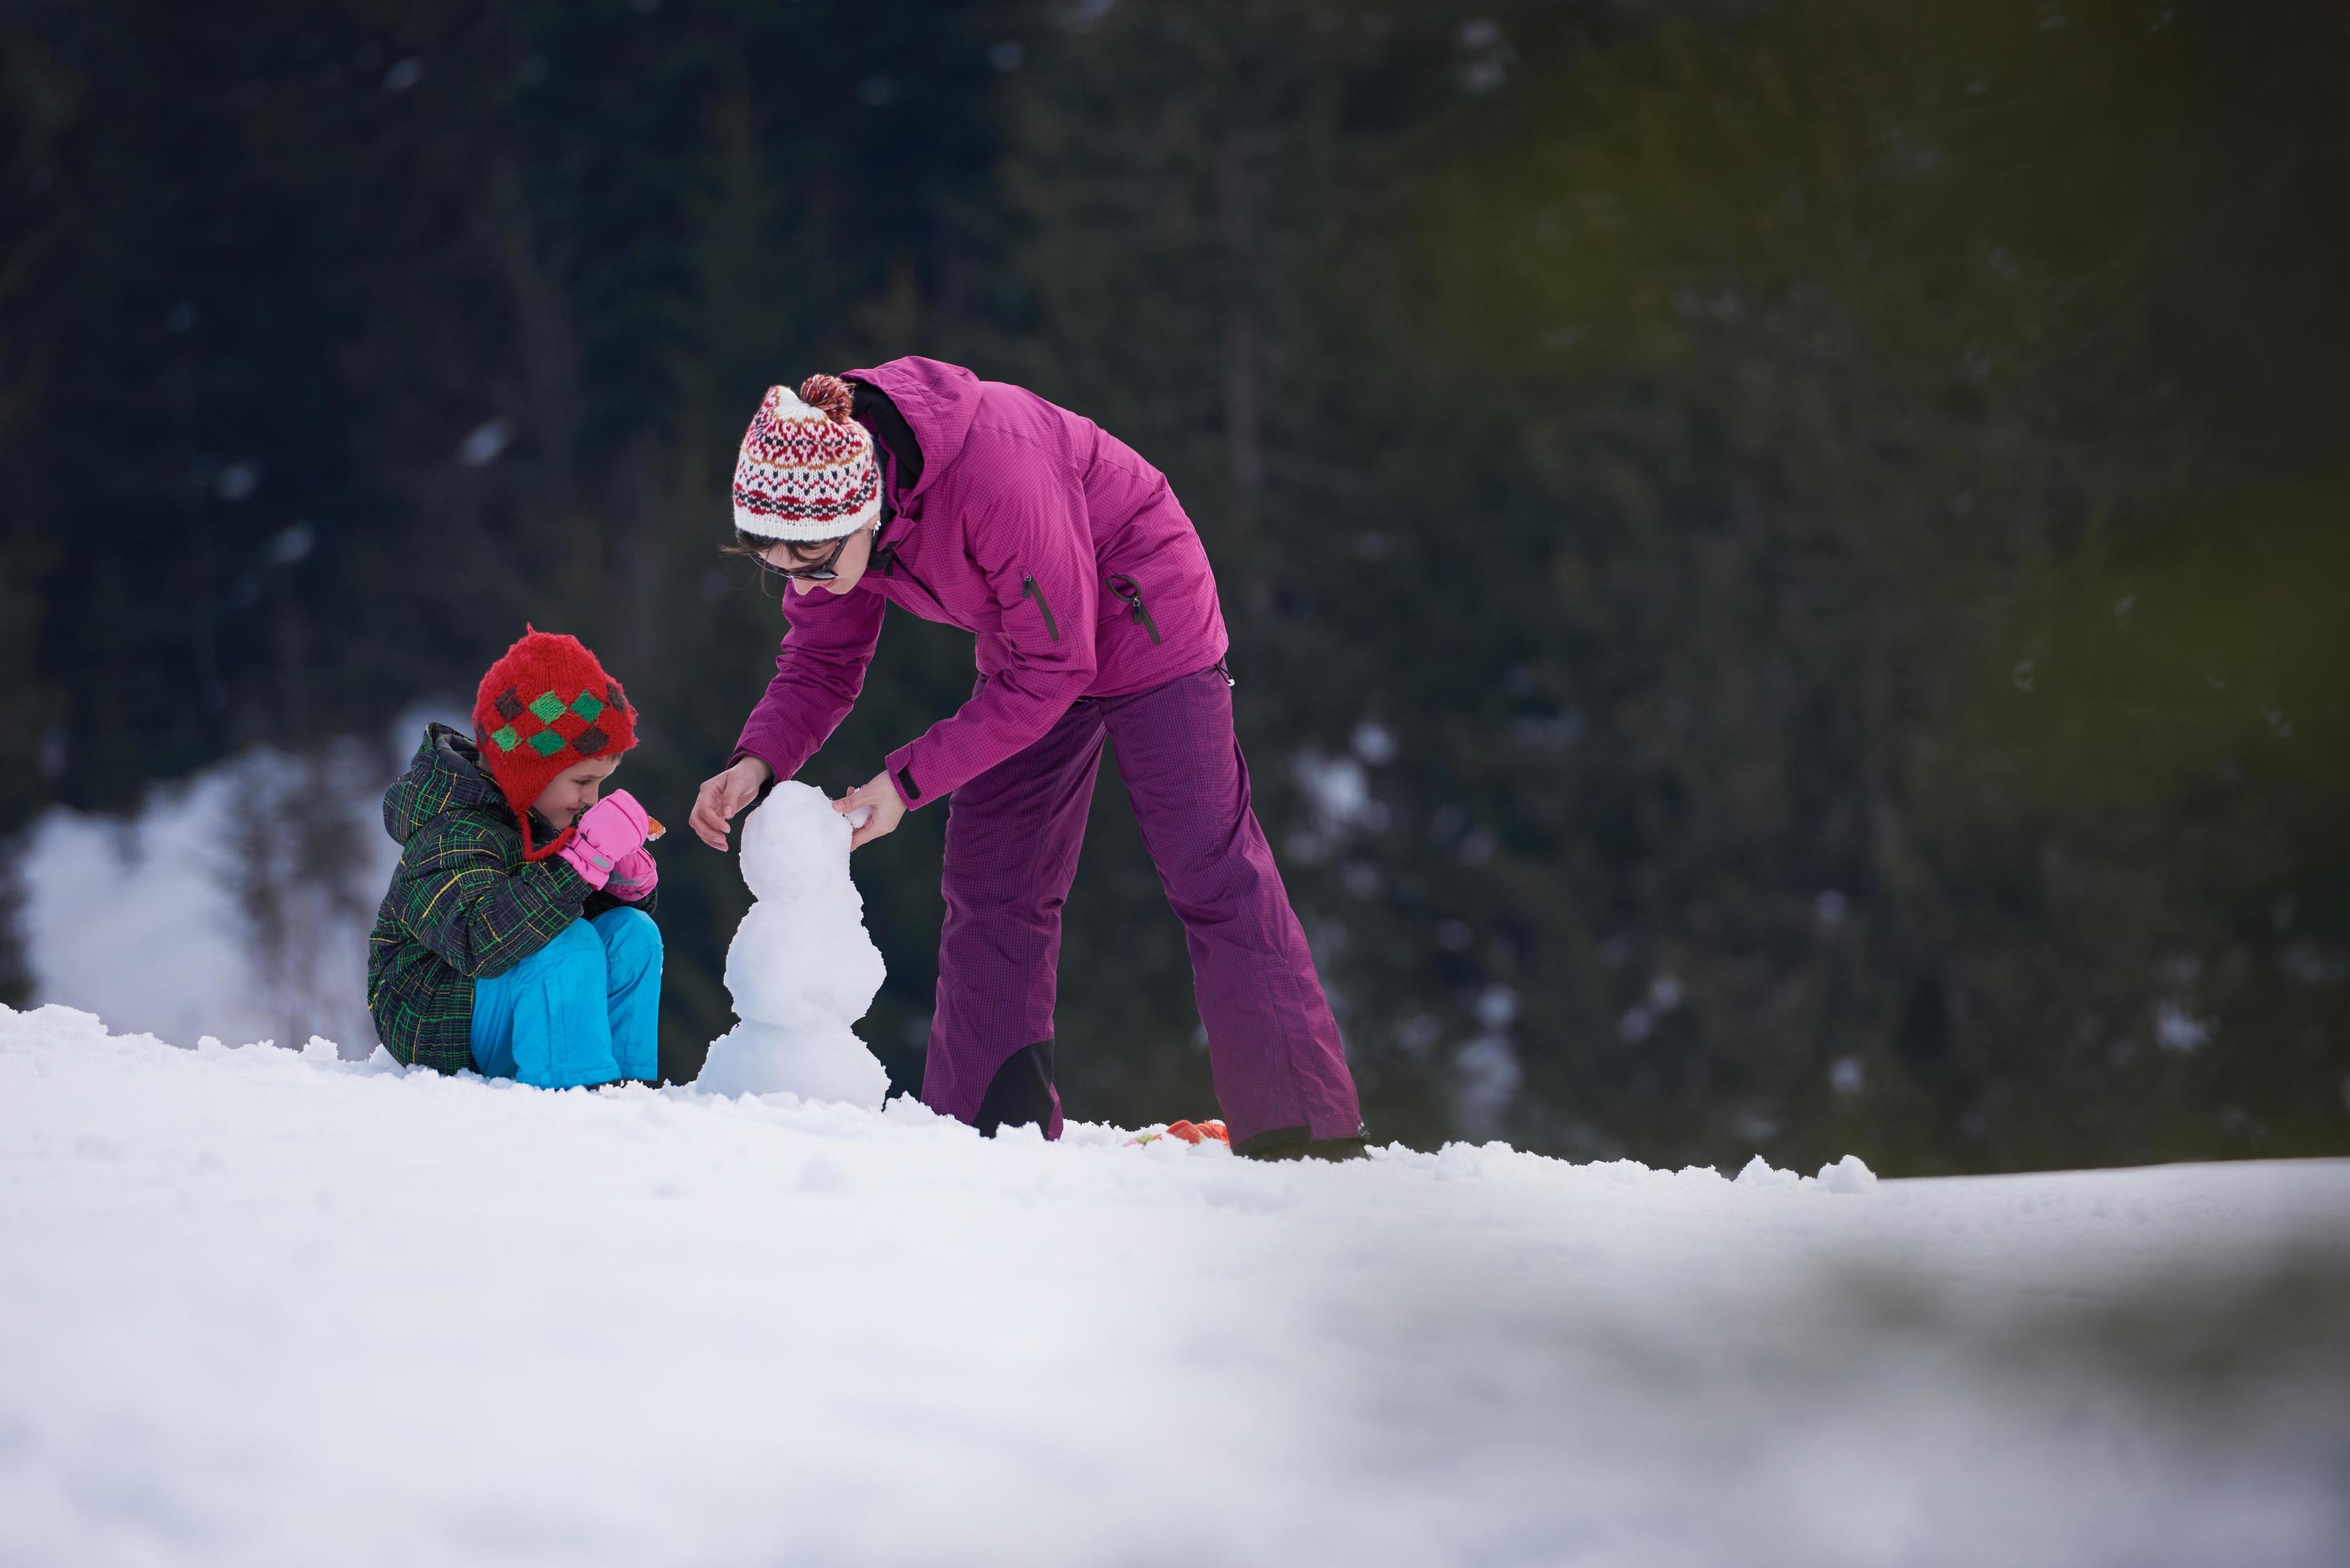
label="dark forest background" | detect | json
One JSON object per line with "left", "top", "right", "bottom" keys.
{"left": 3, "top": 0, "right": 2344, "bottom": 1173}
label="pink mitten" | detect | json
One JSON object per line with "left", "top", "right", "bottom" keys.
{"left": 556, "top": 790, "right": 651, "bottom": 890}
{"left": 606, "top": 845, "right": 659, "bottom": 902}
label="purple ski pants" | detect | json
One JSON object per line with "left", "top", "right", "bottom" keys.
{"left": 922, "top": 665, "right": 1364, "bottom": 1146}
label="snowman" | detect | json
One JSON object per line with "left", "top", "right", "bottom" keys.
{"left": 695, "top": 782, "right": 890, "bottom": 1106}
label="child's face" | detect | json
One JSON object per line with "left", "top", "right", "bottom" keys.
{"left": 531, "top": 756, "right": 621, "bottom": 832}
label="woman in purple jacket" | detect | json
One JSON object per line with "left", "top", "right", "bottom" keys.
{"left": 688, "top": 360, "right": 1364, "bottom": 1159}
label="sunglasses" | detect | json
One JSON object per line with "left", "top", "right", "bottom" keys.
{"left": 758, "top": 534, "right": 851, "bottom": 583}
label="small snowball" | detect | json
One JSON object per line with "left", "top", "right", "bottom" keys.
{"left": 1816, "top": 1154, "right": 1879, "bottom": 1194}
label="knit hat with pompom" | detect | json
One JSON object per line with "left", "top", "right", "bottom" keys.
{"left": 472, "top": 626, "right": 639, "bottom": 862}
{"left": 731, "top": 374, "right": 880, "bottom": 542}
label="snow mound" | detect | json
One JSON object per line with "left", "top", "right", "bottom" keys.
{"left": 1818, "top": 1152, "right": 1880, "bottom": 1193}
{"left": 4, "top": 1003, "right": 2347, "bottom": 1568}
{"left": 695, "top": 782, "right": 890, "bottom": 1105}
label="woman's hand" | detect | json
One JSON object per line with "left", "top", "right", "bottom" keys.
{"left": 836, "top": 770, "right": 907, "bottom": 850}
{"left": 690, "top": 756, "right": 775, "bottom": 850}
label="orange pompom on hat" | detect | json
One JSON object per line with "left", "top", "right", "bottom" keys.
{"left": 472, "top": 626, "right": 639, "bottom": 862}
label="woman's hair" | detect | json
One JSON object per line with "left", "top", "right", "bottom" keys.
{"left": 721, "top": 528, "right": 819, "bottom": 562}
{"left": 719, "top": 372, "right": 862, "bottom": 563}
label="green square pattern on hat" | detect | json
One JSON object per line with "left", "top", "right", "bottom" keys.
{"left": 526, "top": 690, "right": 568, "bottom": 724}
{"left": 526, "top": 729, "right": 569, "bottom": 758}
{"left": 490, "top": 724, "right": 522, "bottom": 752}
{"left": 570, "top": 690, "right": 605, "bottom": 722}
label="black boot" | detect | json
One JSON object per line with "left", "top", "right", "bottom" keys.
{"left": 975, "top": 1041, "right": 1056, "bottom": 1138}
{"left": 1231, "top": 1124, "right": 1369, "bottom": 1162}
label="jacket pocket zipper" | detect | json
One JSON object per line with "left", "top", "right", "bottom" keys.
{"left": 1105, "top": 574, "right": 1161, "bottom": 645}
{"left": 1022, "top": 576, "right": 1059, "bottom": 642}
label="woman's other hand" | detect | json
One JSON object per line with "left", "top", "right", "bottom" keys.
{"left": 690, "top": 756, "right": 774, "bottom": 850}
{"left": 836, "top": 770, "right": 907, "bottom": 850}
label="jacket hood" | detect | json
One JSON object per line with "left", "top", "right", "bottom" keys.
{"left": 382, "top": 722, "right": 515, "bottom": 847}
{"left": 843, "top": 357, "right": 983, "bottom": 506}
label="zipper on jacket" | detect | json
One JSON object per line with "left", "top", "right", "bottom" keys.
{"left": 871, "top": 540, "right": 946, "bottom": 617}
{"left": 1105, "top": 574, "right": 1161, "bottom": 645}
{"left": 1022, "top": 576, "right": 1060, "bottom": 642}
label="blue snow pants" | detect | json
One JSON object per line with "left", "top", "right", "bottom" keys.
{"left": 469, "top": 907, "right": 662, "bottom": 1088}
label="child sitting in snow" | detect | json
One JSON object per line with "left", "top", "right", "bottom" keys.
{"left": 366, "top": 627, "right": 663, "bottom": 1088}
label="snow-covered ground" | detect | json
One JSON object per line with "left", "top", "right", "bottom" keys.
{"left": 3, "top": 1005, "right": 2345, "bottom": 1568}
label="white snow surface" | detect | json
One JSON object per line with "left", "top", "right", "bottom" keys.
{"left": 695, "top": 785, "right": 889, "bottom": 1106}
{"left": 4, "top": 1005, "right": 2347, "bottom": 1568}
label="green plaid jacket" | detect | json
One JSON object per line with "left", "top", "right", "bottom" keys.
{"left": 366, "top": 724, "right": 656, "bottom": 1071}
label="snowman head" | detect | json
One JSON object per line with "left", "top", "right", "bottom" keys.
{"left": 736, "top": 782, "right": 854, "bottom": 902}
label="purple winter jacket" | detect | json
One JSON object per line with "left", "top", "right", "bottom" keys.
{"left": 732, "top": 358, "right": 1231, "bottom": 809}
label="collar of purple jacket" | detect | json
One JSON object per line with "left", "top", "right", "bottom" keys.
{"left": 843, "top": 356, "right": 983, "bottom": 509}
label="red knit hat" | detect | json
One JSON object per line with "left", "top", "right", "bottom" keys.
{"left": 472, "top": 626, "right": 639, "bottom": 862}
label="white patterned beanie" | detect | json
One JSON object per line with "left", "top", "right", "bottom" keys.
{"left": 731, "top": 375, "right": 880, "bottom": 542}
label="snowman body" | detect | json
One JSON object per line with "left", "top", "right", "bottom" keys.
{"left": 696, "top": 783, "right": 889, "bottom": 1106}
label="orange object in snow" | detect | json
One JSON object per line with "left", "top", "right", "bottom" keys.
{"left": 1163, "top": 1119, "right": 1229, "bottom": 1146}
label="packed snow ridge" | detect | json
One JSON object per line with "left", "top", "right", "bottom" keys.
{"left": 6, "top": 1004, "right": 2348, "bottom": 1566}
